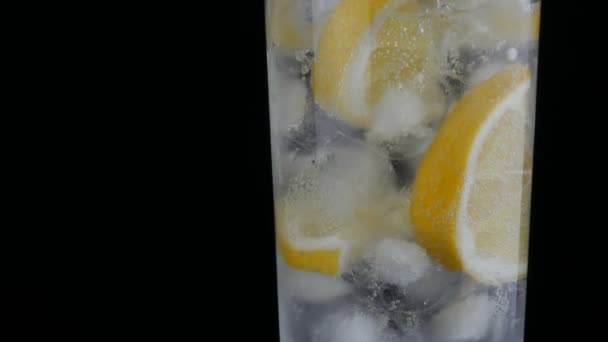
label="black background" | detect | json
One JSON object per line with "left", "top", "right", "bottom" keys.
{"left": 3, "top": 0, "right": 605, "bottom": 340}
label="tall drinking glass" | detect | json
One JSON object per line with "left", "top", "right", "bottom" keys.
{"left": 265, "top": 0, "right": 540, "bottom": 341}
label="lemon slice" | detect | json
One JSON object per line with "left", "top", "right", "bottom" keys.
{"left": 410, "top": 64, "right": 532, "bottom": 285}
{"left": 276, "top": 195, "right": 346, "bottom": 276}
{"left": 276, "top": 145, "right": 408, "bottom": 276}
{"left": 277, "top": 190, "right": 409, "bottom": 276}
{"left": 313, "top": 0, "right": 440, "bottom": 128}
{"left": 266, "top": 0, "right": 313, "bottom": 50}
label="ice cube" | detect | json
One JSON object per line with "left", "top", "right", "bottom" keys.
{"left": 313, "top": 309, "right": 385, "bottom": 342}
{"left": 366, "top": 83, "right": 441, "bottom": 160}
{"left": 440, "top": 0, "right": 536, "bottom": 55}
{"left": 403, "top": 264, "right": 464, "bottom": 318}
{"left": 319, "top": 144, "right": 395, "bottom": 193}
{"left": 386, "top": 188, "right": 415, "bottom": 241}
{"left": 485, "top": 280, "right": 527, "bottom": 342}
{"left": 284, "top": 77, "right": 308, "bottom": 127}
{"left": 368, "top": 87, "right": 428, "bottom": 142}
{"left": 506, "top": 47, "right": 518, "bottom": 61}
{"left": 282, "top": 147, "right": 332, "bottom": 184}
{"left": 307, "top": 144, "right": 398, "bottom": 227}
{"left": 267, "top": 52, "right": 310, "bottom": 135}
{"left": 277, "top": 285, "right": 295, "bottom": 342}
{"left": 428, "top": 293, "right": 495, "bottom": 341}
{"left": 276, "top": 77, "right": 309, "bottom": 129}
{"left": 267, "top": 52, "right": 282, "bottom": 134}
{"left": 365, "top": 239, "right": 432, "bottom": 288}
{"left": 277, "top": 253, "right": 352, "bottom": 303}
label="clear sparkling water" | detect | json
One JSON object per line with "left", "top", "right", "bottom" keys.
{"left": 267, "top": 0, "right": 538, "bottom": 341}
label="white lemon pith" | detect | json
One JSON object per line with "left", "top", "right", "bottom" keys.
{"left": 410, "top": 64, "right": 532, "bottom": 285}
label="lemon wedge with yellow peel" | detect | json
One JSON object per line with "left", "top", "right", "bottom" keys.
{"left": 313, "top": 0, "right": 436, "bottom": 128}
{"left": 276, "top": 195, "right": 345, "bottom": 276}
{"left": 276, "top": 145, "right": 409, "bottom": 276}
{"left": 410, "top": 64, "right": 532, "bottom": 285}
{"left": 277, "top": 189, "right": 409, "bottom": 276}
{"left": 266, "top": 0, "right": 313, "bottom": 50}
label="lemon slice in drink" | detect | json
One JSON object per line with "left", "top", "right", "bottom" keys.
{"left": 312, "top": 0, "right": 438, "bottom": 128}
{"left": 277, "top": 190, "right": 409, "bottom": 276}
{"left": 410, "top": 64, "right": 532, "bottom": 285}
{"left": 276, "top": 146, "right": 409, "bottom": 276}
{"left": 276, "top": 195, "right": 346, "bottom": 276}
